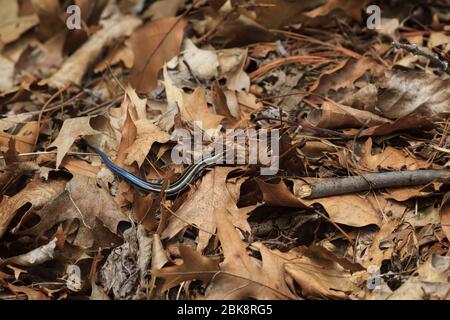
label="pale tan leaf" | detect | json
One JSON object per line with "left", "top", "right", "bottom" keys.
{"left": 377, "top": 70, "right": 450, "bottom": 120}
{"left": 1, "top": 238, "right": 57, "bottom": 267}
{"left": 48, "top": 116, "right": 103, "bottom": 169}
{"left": 124, "top": 120, "right": 171, "bottom": 167}
{"left": 183, "top": 39, "right": 219, "bottom": 80}
{"left": 142, "top": 0, "right": 185, "bottom": 19}
{"left": 180, "top": 87, "right": 224, "bottom": 131}
{"left": 0, "top": 0, "right": 39, "bottom": 45}
{"left": 360, "top": 138, "right": 431, "bottom": 171}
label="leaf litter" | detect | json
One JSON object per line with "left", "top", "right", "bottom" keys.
{"left": 0, "top": 0, "right": 449, "bottom": 301}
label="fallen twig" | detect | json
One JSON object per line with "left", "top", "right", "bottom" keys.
{"left": 392, "top": 42, "right": 449, "bottom": 74}
{"left": 298, "top": 169, "right": 450, "bottom": 199}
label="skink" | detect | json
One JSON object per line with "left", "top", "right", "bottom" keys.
{"left": 91, "top": 146, "right": 223, "bottom": 196}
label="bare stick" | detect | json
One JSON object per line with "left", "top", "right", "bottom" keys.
{"left": 297, "top": 170, "right": 450, "bottom": 199}
{"left": 0, "top": 151, "right": 96, "bottom": 160}
{"left": 392, "top": 42, "right": 449, "bottom": 74}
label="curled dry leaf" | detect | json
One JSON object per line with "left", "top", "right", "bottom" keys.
{"left": 309, "top": 58, "right": 384, "bottom": 95}
{"left": 0, "top": 113, "right": 34, "bottom": 132}
{"left": 1, "top": 238, "right": 57, "bottom": 267}
{"left": 0, "top": 178, "right": 67, "bottom": 239}
{"left": 6, "top": 284, "right": 49, "bottom": 300}
{"left": 439, "top": 192, "right": 450, "bottom": 242}
{"left": 182, "top": 39, "right": 219, "bottom": 80}
{"left": 281, "top": 245, "right": 359, "bottom": 299}
{"left": 358, "top": 114, "right": 434, "bottom": 137}
{"left": 384, "top": 255, "right": 450, "bottom": 300}
{"left": 129, "top": 16, "right": 187, "bottom": 93}
{"left": 363, "top": 219, "right": 400, "bottom": 268}
{"left": 218, "top": 48, "right": 250, "bottom": 91}
{"left": 257, "top": 179, "right": 383, "bottom": 227}
{"left": 307, "top": 101, "right": 390, "bottom": 130}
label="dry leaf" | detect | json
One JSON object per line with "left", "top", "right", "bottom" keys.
{"left": 48, "top": 116, "right": 104, "bottom": 169}
{"left": 19, "top": 175, "right": 128, "bottom": 249}
{"left": 439, "top": 192, "right": 450, "bottom": 242}
{"left": 282, "top": 245, "right": 357, "bottom": 299}
{"left": 180, "top": 87, "right": 224, "bottom": 131}
{"left": 205, "top": 208, "right": 297, "bottom": 300}
{"left": 128, "top": 17, "right": 186, "bottom": 92}
{"left": 360, "top": 138, "right": 430, "bottom": 171}
{"left": 49, "top": 15, "right": 141, "bottom": 87}
{"left": 182, "top": 39, "right": 219, "bottom": 80}
{"left": 152, "top": 245, "right": 220, "bottom": 291}
{"left": 307, "top": 101, "right": 390, "bottom": 130}
{"left": 124, "top": 120, "right": 171, "bottom": 167}
{"left": 386, "top": 255, "right": 450, "bottom": 300}
{"left": 377, "top": 70, "right": 450, "bottom": 120}
{"left": 0, "top": 178, "right": 67, "bottom": 239}
{"left": 142, "top": 0, "right": 185, "bottom": 19}
{"left": 7, "top": 284, "right": 49, "bottom": 300}
{"left": 0, "top": 121, "right": 39, "bottom": 153}
{"left": 304, "top": 0, "right": 368, "bottom": 21}
{"left": 0, "top": 0, "right": 39, "bottom": 45}
{"left": 358, "top": 115, "right": 434, "bottom": 137}
{"left": 95, "top": 45, "right": 134, "bottom": 73}
{"left": 218, "top": 48, "right": 250, "bottom": 91}
{"left": 310, "top": 58, "right": 384, "bottom": 95}
{"left": 161, "top": 167, "right": 253, "bottom": 251}
{"left": 1, "top": 238, "right": 57, "bottom": 267}
{"left": 31, "top": 0, "right": 64, "bottom": 40}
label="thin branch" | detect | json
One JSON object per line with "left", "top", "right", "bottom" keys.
{"left": 392, "top": 42, "right": 449, "bottom": 74}
{"left": 298, "top": 169, "right": 450, "bottom": 199}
